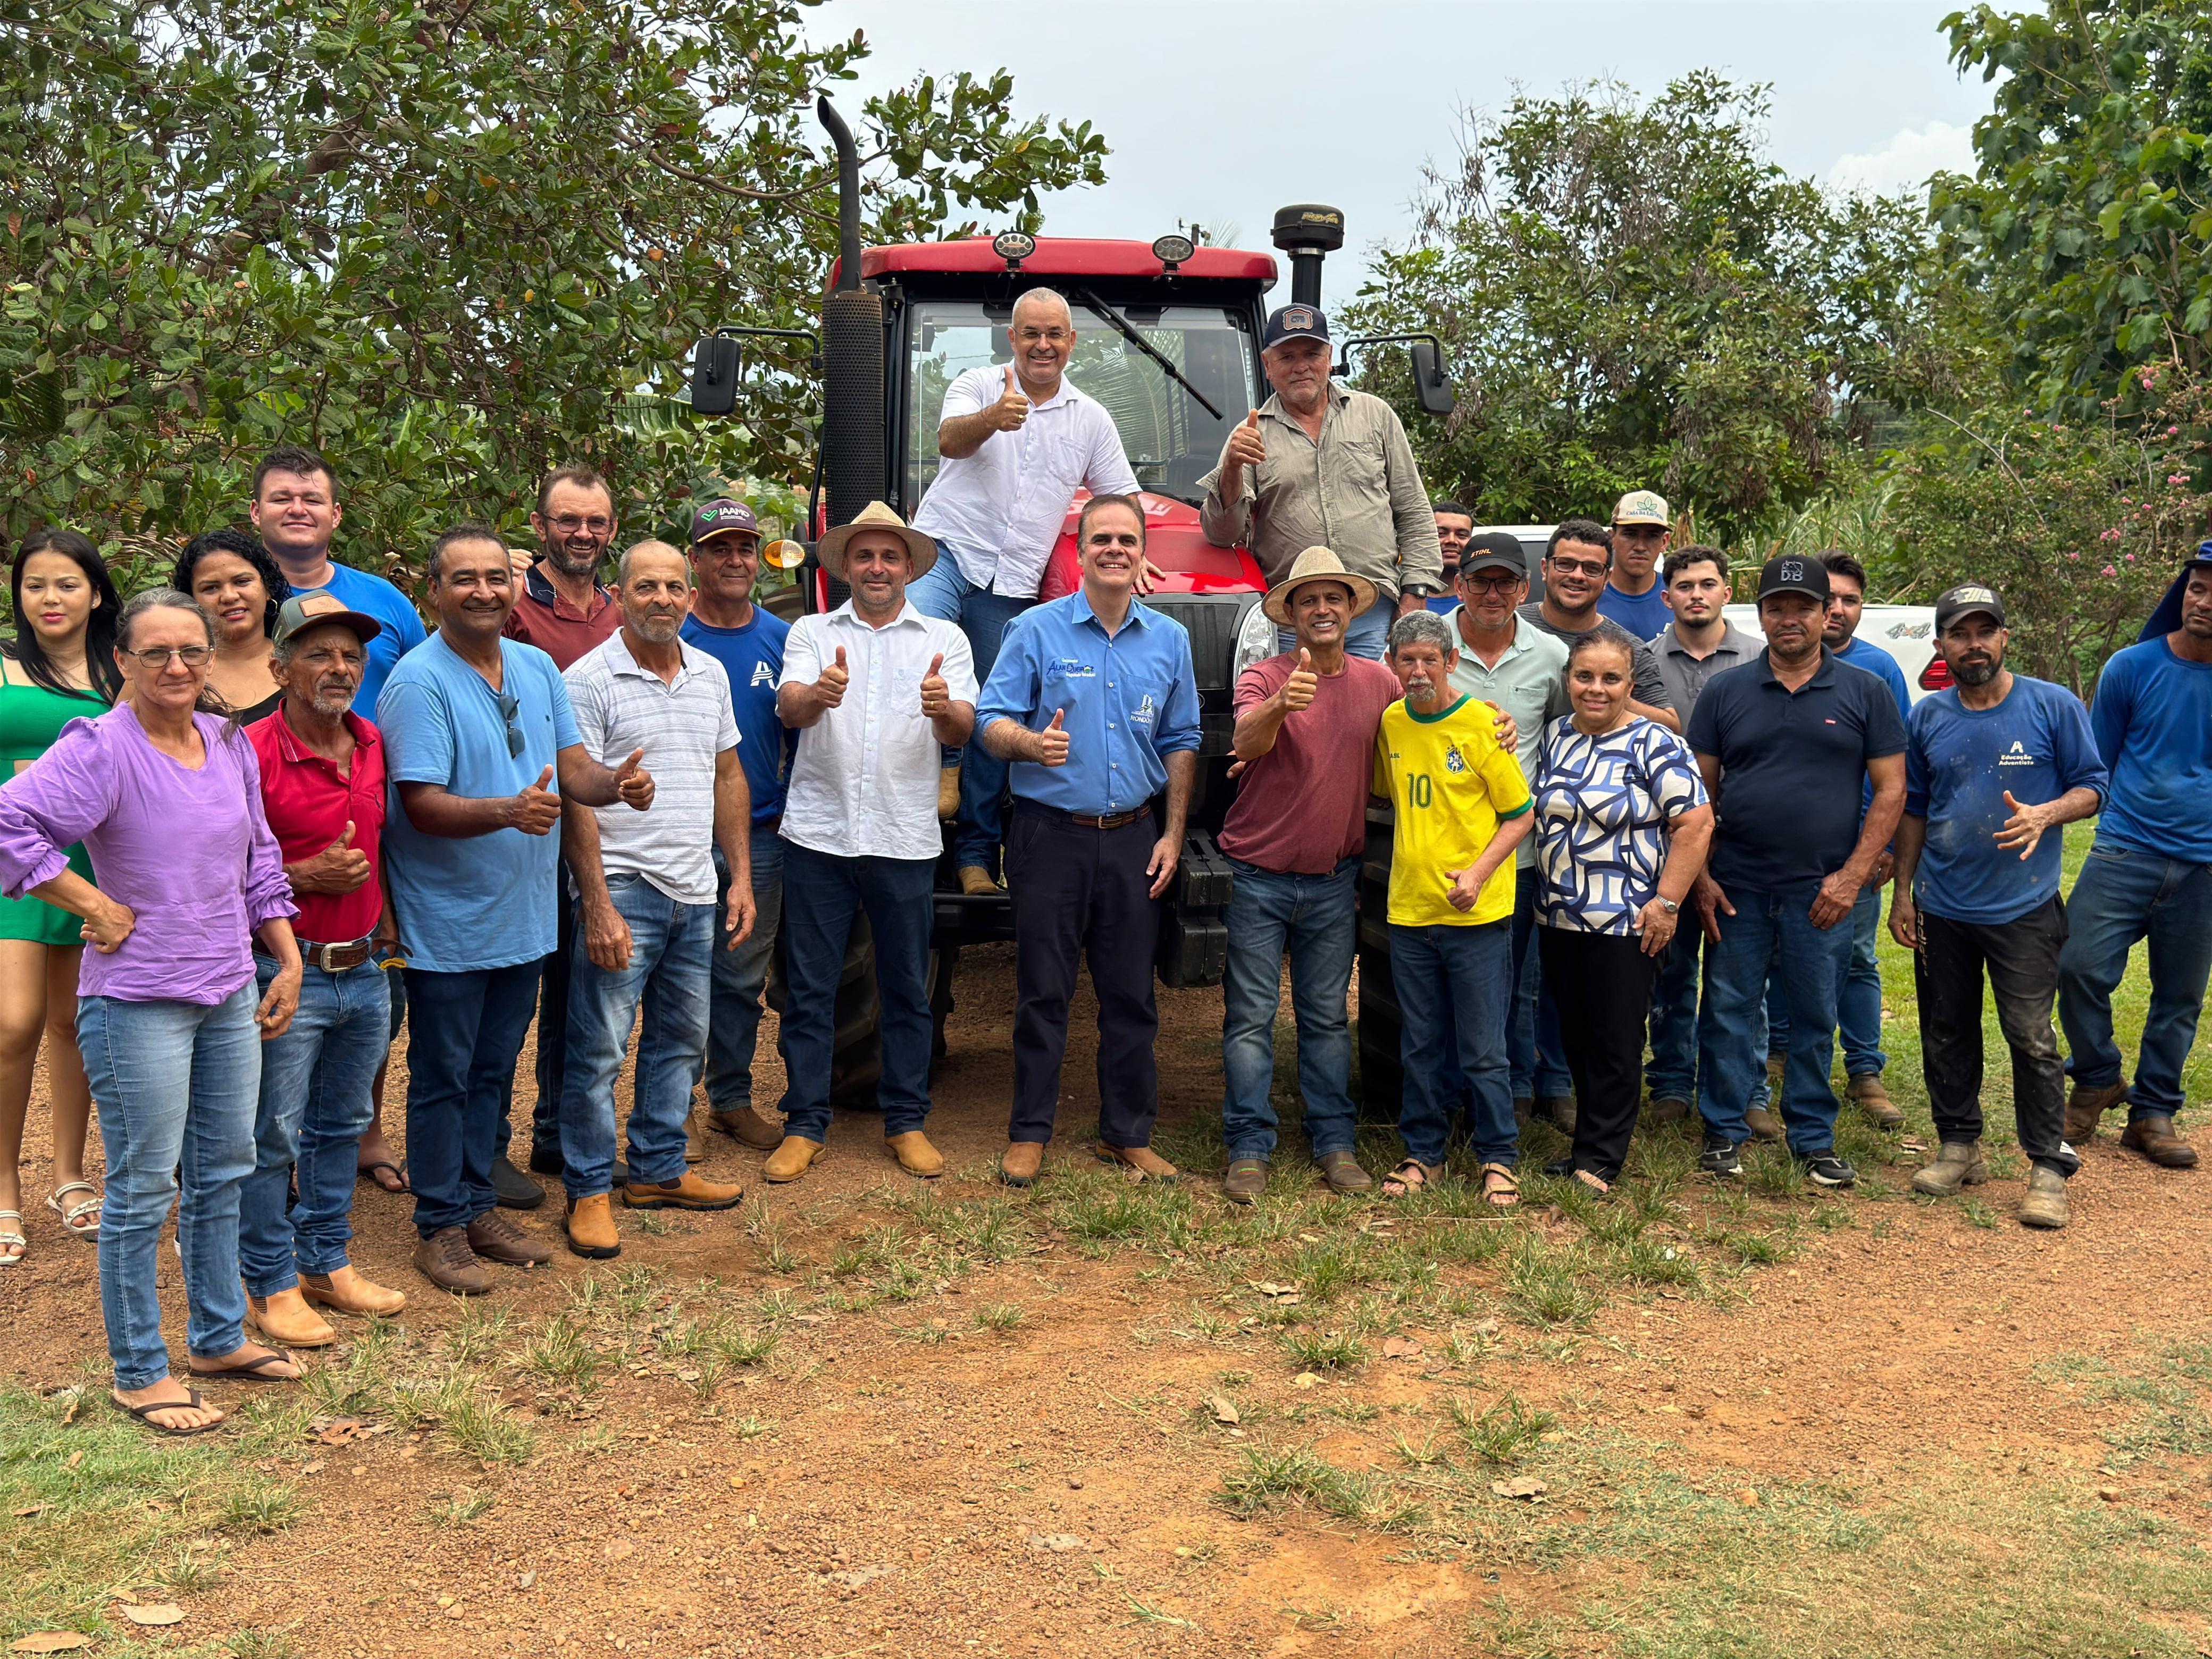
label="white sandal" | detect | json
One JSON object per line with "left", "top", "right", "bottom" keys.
{"left": 46, "top": 1182, "right": 102, "bottom": 1238}
{"left": 0, "top": 1211, "right": 25, "bottom": 1266}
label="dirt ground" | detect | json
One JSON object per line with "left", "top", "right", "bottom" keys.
{"left": 3, "top": 941, "right": 2209, "bottom": 1658}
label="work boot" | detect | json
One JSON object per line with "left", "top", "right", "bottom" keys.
{"left": 2119, "top": 1115, "right": 2199, "bottom": 1169}
{"left": 1315, "top": 1150, "right": 1371, "bottom": 1194}
{"left": 564, "top": 1193, "right": 621, "bottom": 1259}
{"left": 1512, "top": 1096, "right": 1534, "bottom": 1129}
{"left": 937, "top": 763, "right": 961, "bottom": 821}
{"left": 763, "top": 1136, "right": 825, "bottom": 1184}
{"left": 1097, "top": 1144, "right": 1178, "bottom": 1183}
{"left": 886, "top": 1130, "right": 945, "bottom": 1179}
{"left": 2064, "top": 1081, "right": 2130, "bottom": 1144}
{"left": 2018, "top": 1166, "right": 2071, "bottom": 1229}
{"left": 1537, "top": 1095, "right": 1576, "bottom": 1134}
{"left": 466, "top": 1209, "right": 555, "bottom": 1266}
{"left": 1222, "top": 1158, "right": 1268, "bottom": 1205}
{"left": 490, "top": 1153, "right": 544, "bottom": 1210}
{"left": 526, "top": 1140, "right": 566, "bottom": 1177}
{"left": 1849, "top": 1071, "right": 1903, "bottom": 1130}
{"left": 624, "top": 1170, "right": 745, "bottom": 1210}
{"left": 684, "top": 1106, "right": 705, "bottom": 1164}
{"left": 413, "top": 1226, "right": 490, "bottom": 1295}
{"left": 707, "top": 1102, "right": 783, "bottom": 1150}
{"left": 1911, "top": 1138, "right": 1989, "bottom": 1196}
{"left": 1645, "top": 1095, "right": 1691, "bottom": 1126}
{"left": 247, "top": 1287, "right": 336, "bottom": 1348}
{"left": 958, "top": 866, "right": 1000, "bottom": 897}
{"left": 299, "top": 1263, "right": 407, "bottom": 1317}
{"left": 1743, "top": 1105, "right": 1784, "bottom": 1143}
{"left": 1767, "top": 1050, "right": 1786, "bottom": 1084}
{"left": 999, "top": 1142, "right": 1044, "bottom": 1187}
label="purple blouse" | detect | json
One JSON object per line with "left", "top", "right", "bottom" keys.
{"left": 0, "top": 707, "right": 296, "bottom": 1003}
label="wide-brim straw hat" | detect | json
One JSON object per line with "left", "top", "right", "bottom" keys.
{"left": 818, "top": 500, "right": 937, "bottom": 581}
{"left": 1261, "top": 545, "right": 1379, "bottom": 626}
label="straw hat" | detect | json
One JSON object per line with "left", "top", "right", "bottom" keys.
{"left": 1261, "top": 546, "right": 1379, "bottom": 626}
{"left": 817, "top": 500, "right": 936, "bottom": 581}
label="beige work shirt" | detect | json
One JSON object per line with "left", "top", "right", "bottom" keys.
{"left": 1197, "top": 383, "right": 1443, "bottom": 601}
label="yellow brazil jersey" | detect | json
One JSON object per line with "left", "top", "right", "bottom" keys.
{"left": 1372, "top": 694, "right": 1533, "bottom": 927}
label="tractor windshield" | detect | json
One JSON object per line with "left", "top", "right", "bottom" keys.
{"left": 903, "top": 299, "right": 1258, "bottom": 508}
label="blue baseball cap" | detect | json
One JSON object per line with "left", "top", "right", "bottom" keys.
{"left": 1261, "top": 304, "right": 1330, "bottom": 350}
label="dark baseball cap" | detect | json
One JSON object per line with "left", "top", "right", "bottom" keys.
{"left": 1755, "top": 555, "right": 1830, "bottom": 604}
{"left": 1457, "top": 533, "right": 1528, "bottom": 577}
{"left": 689, "top": 498, "right": 758, "bottom": 544}
{"left": 1934, "top": 583, "right": 2007, "bottom": 632}
{"left": 272, "top": 591, "right": 382, "bottom": 650}
{"left": 1261, "top": 304, "right": 1330, "bottom": 350}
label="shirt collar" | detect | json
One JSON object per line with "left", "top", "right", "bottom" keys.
{"left": 1753, "top": 644, "right": 1839, "bottom": 686}
{"left": 600, "top": 627, "right": 698, "bottom": 684}
{"left": 524, "top": 560, "right": 612, "bottom": 616}
{"left": 1259, "top": 382, "right": 1350, "bottom": 423}
{"left": 828, "top": 598, "right": 927, "bottom": 631}
{"left": 1452, "top": 606, "right": 1530, "bottom": 661}
{"left": 271, "top": 701, "right": 379, "bottom": 766}
{"left": 1661, "top": 621, "right": 1757, "bottom": 658}
{"left": 1068, "top": 587, "right": 1150, "bottom": 633}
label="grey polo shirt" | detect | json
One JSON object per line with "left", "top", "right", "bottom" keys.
{"left": 1649, "top": 621, "right": 1762, "bottom": 728}
{"left": 1447, "top": 610, "right": 1570, "bottom": 870}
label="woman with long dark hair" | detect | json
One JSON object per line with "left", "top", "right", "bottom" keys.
{"left": 0, "top": 529, "right": 122, "bottom": 1264}
{"left": 174, "top": 529, "right": 289, "bottom": 724}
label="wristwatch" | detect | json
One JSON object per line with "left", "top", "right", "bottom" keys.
{"left": 1657, "top": 898, "right": 1680, "bottom": 915}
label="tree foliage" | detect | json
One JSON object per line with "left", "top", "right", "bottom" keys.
{"left": 1346, "top": 76, "right": 1965, "bottom": 541}
{"left": 0, "top": 0, "right": 1107, "bottom": 579}
{"left": 1936, "top": 0, "right": 2212, "bottom": 415}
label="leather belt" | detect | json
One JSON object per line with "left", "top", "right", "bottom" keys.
{"left": 1017, "top": 800, "right": 1154, "bottom": 832}
{"left": 264, "top": 936, "right": 374, "bottom": 973}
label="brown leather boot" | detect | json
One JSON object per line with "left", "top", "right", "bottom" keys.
{"left": 1849, "top": 1072, "right": 1904, "bottom": 1129}
{"left": 1911, "top": 1138, "right": 1989, "bottom": 1196}
{"left": 886, "top": 1130, "right": 945, "bottom": 1179}
{"left": 2119, "top": 1115, "right": 2199, "bottom": 1169}
{"left": 2017, "top": 1166, "right": 2071, "bottom": 1228}
{"left": 1222, "top": 1158, "right": 1268, "bottom": 1204}
{"left": 466, "top": 1209, "right": 554, "bottom": 1266}
{"left": 958, "top": 866, "right": 1000, "bottom": 897}
{"left": 247, "top": 1287, "right": 336, "bottom": 1348}
{"left": 762, "top": 1136, "right": 824, "bottom": 1184}
{"left": 564, "top": 1193, "right": 621, "bottom": 1259}
{"left": 1743, "top": 1105, "right": 1784, "bottom": 1143}
{"left": 413, "top": 1226, "right": 490, "bottom": 1295}
{"left": 299, "top": 1263, "right": 407, "bottom": 1317}
{"left": 999, "top": 1141, "right": 1044, "bottom": 1187}
{"left": 937, "top": 764, "right": 961, "bottom": 820}
{"left": 708, "top": 1103, "right": 784, "bottom": 1150}
{"left": 1097, "top": 1144, "right": 1178, "bottom": 1183}
{"left": 684, "top": 1105, "right": 705, "bottom": 1164}
{"left": 623, "top": 1169, "right": 745, "bottom": 1210}
{"left": 2065, "top": 1081, "right": 2130, "bottom": 1144}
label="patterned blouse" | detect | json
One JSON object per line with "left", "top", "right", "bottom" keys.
{"left": 1532, "top": 715, "right": 1708, "bottom": 936}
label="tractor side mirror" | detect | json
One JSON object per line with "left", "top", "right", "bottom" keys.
{"left": 691, "top": 336, "right": 740, "bottom": 417}
{"left": 1410, "top": 338, "right": 1455, "bottom": 417}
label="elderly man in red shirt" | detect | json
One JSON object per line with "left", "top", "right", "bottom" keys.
{"left": 239, "top": 593, "right": 409, "bottom": 1346}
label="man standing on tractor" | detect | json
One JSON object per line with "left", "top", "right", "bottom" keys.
{"left": 910, "top": 287, "right": 1143, "bottom": 900}
{"left": 1199, "top": 305, "right": 1445, "bottom": 657}
{"left": 978, "top": 495, "right": 1202, "bottom": 1188}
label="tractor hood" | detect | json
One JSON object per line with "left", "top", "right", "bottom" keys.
{"left": 1037, "top": 493, "right": 1266, "bottom": 602}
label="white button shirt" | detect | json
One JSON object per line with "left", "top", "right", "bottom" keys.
{"left": 777, "top": 600, "right": 978, "bottom": 861}
{"left": 910, "top": 365, "right": 1140, "bottom": 598}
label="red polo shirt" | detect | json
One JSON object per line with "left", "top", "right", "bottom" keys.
{"left": 246, "top": 706, "right": 387, "bottom": 945}
{"left": 503, "top": 562, "right": 620, "bottom": 670}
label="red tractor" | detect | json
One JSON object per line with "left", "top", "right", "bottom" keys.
{"left": 690, "top": 99, "right": 1450, "bottom": 1108}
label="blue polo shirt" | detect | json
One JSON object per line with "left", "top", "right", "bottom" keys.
{"left": 1596, "top": 580, "right": 1670, "bottom": 641}
{"left": 1905, "top": 676, "right": 2107, "bottom": 924}
{"left": 977, "top": 591, "right": 1203, "bottom": 817}
{"left": 1687, "top": 647, "right": 1907, "bottom": 893}
{"left": 376, "top": 633, "right": 581, "bottom": 974}
{"left": 681, "top": 607, "right": 796, "bottom": 825}
{"left": 2088, "top": 636, "right": 2212, "bottom": 863}
{"left": 290, "top": 560, "right": 428, "bottom": 718}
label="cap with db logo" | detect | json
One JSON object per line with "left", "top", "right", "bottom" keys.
{"left": 1755, "top": 556, "right": 1830, "bottom": 604}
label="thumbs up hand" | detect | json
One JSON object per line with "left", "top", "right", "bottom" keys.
{"left": 1036, "top": 707, "right": 1070, "bottom": 768}
{"left": 1225, "top": 405, "right": 1267, "bottom": 473}
{"left": 508, "top": 765, "right": 562, "bottom": 836}
{"left": 986, "top": 363, "right": 1032, "bottom": 433}
{"left": 919, "top": 651, "right": 951, "bottom": 718}
{"left": 287, "top": 818, "right": 373, "bottom": 895}
{"left": 816, "top": 644, "right": 849, "bottom": 708}
{"left": 614, "top": 746, "right": 655, "bottom": 811}
{"left": 1281, "top": 647, "right": 1319, "bottom": 712}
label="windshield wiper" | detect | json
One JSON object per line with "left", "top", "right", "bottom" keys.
{"left": 1071, "top": 287, "right": 1224, "bottom": 423}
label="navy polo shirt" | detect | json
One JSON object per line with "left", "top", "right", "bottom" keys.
{"left": 1686, "top": 647, "right": 1907, "bottom": 893}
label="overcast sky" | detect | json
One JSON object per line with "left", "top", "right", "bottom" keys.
{"left": 817, "top": 0, "right": 1990, "bottom": 301}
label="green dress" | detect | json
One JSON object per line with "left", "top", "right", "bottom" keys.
{"left": 0, "top": 654, "right": 104, "bottom": 945}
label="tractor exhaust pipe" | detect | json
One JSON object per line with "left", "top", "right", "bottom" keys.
{"left": 817, "top": 97, "right": 884, "bottom": 529}
{"left": 1270, "top": 204, "right": 1345, "bottom": 309}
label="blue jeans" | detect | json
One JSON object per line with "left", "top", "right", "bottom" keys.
{"left": 1389, "top": 920, "right": 1515, "bottom": 1167}
{"left": 241, "top": 957, "right": 389, "bottom": 1294}
{"left": 1220, "top": 856, "right": 1359, "bottom": 1160}
{"left": 1276, "top": 600, "right": 1392, "bottom": 661}
{"left": 1698, "top": 884, "right": 1855, "bottom": 1154}
{"left": 775, "top": 840, "right": 936, "bottom": 1142}
{"left": 560, "top": 876, "right": 715, "bottom": 1196}
{"left": 706, "top": 828, "right": 785, "bottom": 1115}
{"left": 1765, "top": 885, "right": 1886, "bottom": 1078}
{"left": 908, "top": 552, "right": 1035, "bottom": 872}
{"left": 2059, "top": 843, "right": 2212, "bottom": 1119}
{"left": 404, "top": 961, "right": 542, "bottom": 1237}
{"left": 77, "top": 986, "right": 261, "bottom": 1390}
{"left": 1647, "top": 923, "right": 1702, "bottom": 1103}
{"left": 1509, "top": 868, "right": 1571, "bottom": 1100}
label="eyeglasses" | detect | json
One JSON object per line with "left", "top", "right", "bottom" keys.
{"left": 1458, "top": 574, "right": 1522, "bottom": 594}
{"left": 548, "top": 515, "right": 613, "bottom": 536}
{"left": 127, "top": 645, "right": 212, "bottom": 670}
{"left": 498, "top": 691, "right": 524, "bottom": 758}
{"left": 1547, "top": 557, "right": 1607, "bottom": 577}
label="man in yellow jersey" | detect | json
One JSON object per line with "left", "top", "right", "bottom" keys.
{"left": 1372, "top": 610, "right": 1534, "bottom": 1206}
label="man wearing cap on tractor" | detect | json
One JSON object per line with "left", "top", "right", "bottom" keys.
{"left": 2056, "top": 543, "right": 2212, "bottom": 1170}
{"left": 1686, "top": 555, "right": 1906, "bottom": 1189}
{"left": 238, "top": 593, "right": 408, "bottom": 1344}
{"left": 1891, "top": 583, "right": 2107, "bottom": 1227}
{"left": 1217, "top": 548, "right": 1402, "bottom": 1203}
{"left": 680, "top": 499, "right": 798, "bottom": 1154}
{"left": 979, "top": 493, "right": 1202, "bottom": 1187}
{"left": 1200, "top": 304, "right": 1445, "bottom": 658}
{"left": 768, "top": 503, "right": 976, "bottom": 1185}
{"left": 1597, "top": 491, "right": 1673, "bottom": 640}
{"left": 910, "top": 287, "right": 1146, "bottom": 901}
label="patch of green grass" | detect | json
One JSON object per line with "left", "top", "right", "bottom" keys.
{"left": 215, "top": 1480, "right": 302, "bottom": 1535}
{"left": 443, "top": 1298, "right": 514, "bottom": 1366}
{"left": 436, "top": 1378, "right": 535, "bottom": 1467}
{"left": 1214, "top": 1444, "right": 1422, "bottom": 1531}
{"left": 713, "top": 1326, "right": 780, "bottom": 1368}
{"left": 1503, "top": 1238, "right": 1603, "bottom": 1329}
{"left": 1448, "top": 1392, "right": 1556, "bottom": 1465}
{"left": 974, "top": 1303, "right": 1026, "bottom": 1333}
{"left": 517, "top": 1316, "right": 609, "bottom": 1395}
{"left": 429, "top": 1487, "right": 496, "bottom": 1527}
{"left": 1279, "top": 1329, "right": 1369, "bottom": 1371}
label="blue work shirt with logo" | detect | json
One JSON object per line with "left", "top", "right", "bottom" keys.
{"left": 681, "top": 607, "right": 795, "bottom": 824}
{"left": 1904, "top": 675, "right": 2107, "bottom": 925}
{"left": 977, "top": 590, "right": 1203, "bottom": 817}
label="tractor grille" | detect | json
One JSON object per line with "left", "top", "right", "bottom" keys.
{"left": 1143, "top": 594, "right": 1261, "bottom": 693}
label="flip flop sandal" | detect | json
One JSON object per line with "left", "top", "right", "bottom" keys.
{"left": 357, "top": 1160, "right": 409, "bottom": 1194}
{"left": 111, "top": 1387, "right": 223, "bottom": 1437}
{"left": 1480, "top": 1163, "right": 1521, "bottom": 1209}
{"left": 187, "top": 1348, "right": 300, "bottom": 1384}
{"left": 0, "top": 1211, "right": 25, "bottom": 1267}
{"left": 45, "top": 1181, "right": 102, "bottom": 1238}
{"left": 1381, "top": 1159, "right": 1440, "bottom": 1199}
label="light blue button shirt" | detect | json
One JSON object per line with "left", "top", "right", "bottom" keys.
{"left": 977, "top": 590, "right": 1202, "bottom": 816}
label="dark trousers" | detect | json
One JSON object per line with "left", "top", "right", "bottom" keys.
{"left": 404, "top": 961, "right": 543, "bottom": 1237}
{"left": 1540, "top": 926, "right": 1659, "bottom": 1179}
{"left": 493, "top": 881, "right": 573, "bottom": 1161}
{"left": 1915, "top": 897, "right": 2078, "bottom": 1177}
{"left": 775, "top": 840, "right": 936, "bottom": 1142}
{"left": 1008, "top": 801, "right": 1163, "bottom": 1148}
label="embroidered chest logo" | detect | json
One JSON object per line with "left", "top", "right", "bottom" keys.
{"left": 1130, "top": 693, "right": 1157, "bottom": 728}
{"left": 749, "top": 662, "right": 775, "bottom": 689}
{"left": 1999, "top": 739, "right": 2037, "bottom": 767}
{"left": 1443, "top": 743, "right": 1468, "bottom": 775}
